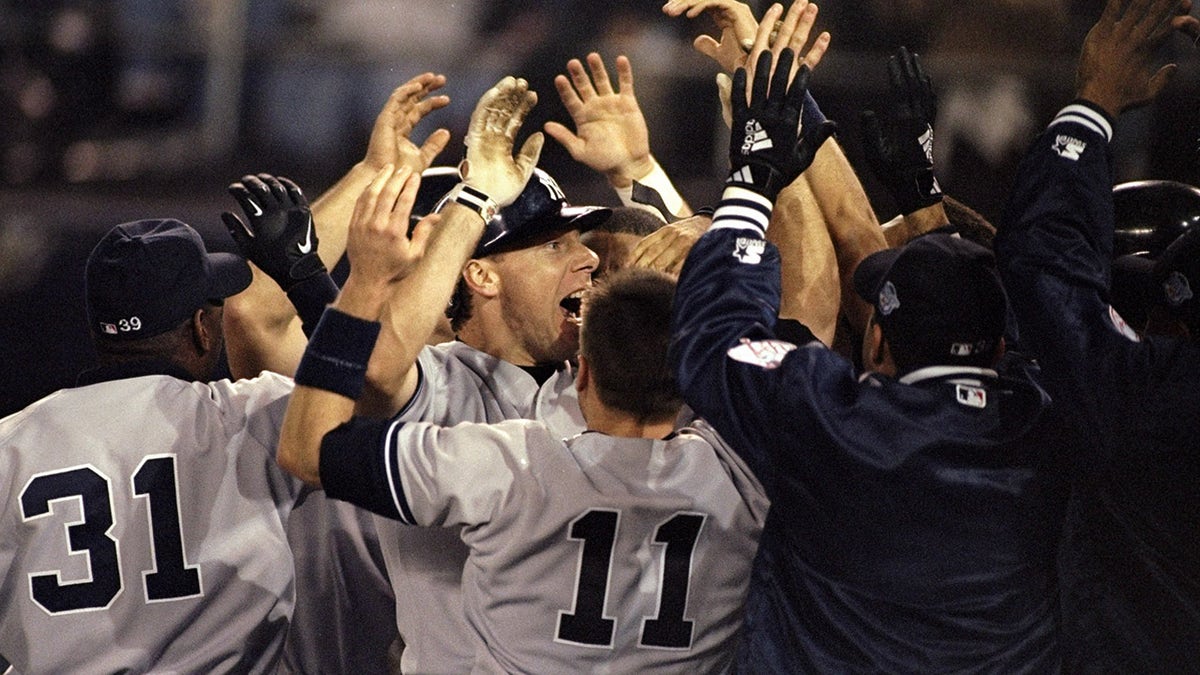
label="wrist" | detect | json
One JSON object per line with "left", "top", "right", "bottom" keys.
{"left": 606, "top": 155, "right": 657, "bottom": 189}
{"left": 294, "top": 308, "right": 381, "bottom": 400}
{"left": 436, "top": 182, "right": 499, "bottom": 222}
{"left": 335, "top": 276, "right": 394, "bottom": 322}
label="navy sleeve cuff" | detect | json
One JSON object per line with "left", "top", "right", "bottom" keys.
{"left": 319, "top": 417, "right": 409, "bottom": 522}
{"left": 287, "top": 273, "right": 340, "bottom": 337}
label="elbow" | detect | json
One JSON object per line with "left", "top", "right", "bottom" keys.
{"left": 276, "top": 436, "right": 323, "bottom": 488}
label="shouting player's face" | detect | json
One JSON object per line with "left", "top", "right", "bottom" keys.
{"left": 492, "top": 229, "right": 598, "bottom": 365}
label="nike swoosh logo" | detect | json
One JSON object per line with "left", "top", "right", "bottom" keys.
{"left": 297, "top": 217, "right": 314, "bottom": 254}
{"left": 248, "top": 200, "right": 263, "bottom": 217}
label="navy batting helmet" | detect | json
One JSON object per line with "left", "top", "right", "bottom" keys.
{"left": 468, "top": 168, "right": 610, "bottom": 258}
{"left": 1112, "top": 180, "right": 1200, "bottom": 258}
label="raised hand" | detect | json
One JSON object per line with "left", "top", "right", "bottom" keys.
{"left": 727, "top": 4, "right": 837, "bottom": 201}
{"left": 662, "top": 0, "right": 759, "bottom": 73}
{"left": 1076, "top": 0, "right": 1200, "bottom": 117}
{"left": 544, "top": 53, "right": 654, "bottom": 188}
{"left": 460, "top": 76, "right": 543, "bottom": 207}
{"left": 223, "top": 174, "right": 327, "bottom": 291}
{"left": 859, "top": 46, "right": 942, "bottom": 216}
{"left": 362, "top": 73, "right": 452, "bottom": 175}
{"left": 345, "top": 166, "right": 435, "bottom": 294}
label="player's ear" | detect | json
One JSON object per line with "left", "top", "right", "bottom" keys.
{"left": 463, "top": 259, "right": 500, "bottom": 299}
{"left": 575, "top": 354, "right": 591, "bottom": 393}
{"left": 190, "top": 305, "right": 220, "bottom": 354}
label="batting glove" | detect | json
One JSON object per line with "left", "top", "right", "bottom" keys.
{"left": 222, "top": 174, "right": 328, "bottom": 292}
{"left": 728, "top": 49, "right": 836, "bottom": 202}
{"left": 860, "top": 46, "right": 942, "bottom": 216}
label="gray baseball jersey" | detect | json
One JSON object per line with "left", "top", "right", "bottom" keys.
{"left": 370, "top": 340, "right": 585, "bottom": 674}
{"left": 320, "top": 415, "right": 769, "bottom": 673}
{"left": 0, "top": 369, "right": 301, "bottom": 673}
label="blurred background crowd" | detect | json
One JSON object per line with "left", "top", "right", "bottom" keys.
{"left": 3, "top": 0, "right": 1199, "bottom": 416}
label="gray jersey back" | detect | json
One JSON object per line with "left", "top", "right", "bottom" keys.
{"left": 383, "top": 417, "right": 768, "bottom": 672}
{"left": 374, "top": 341, "right": 585, "bottom": 674}
{"left": 0, "top": 373, "right": 301, "bottom": 674}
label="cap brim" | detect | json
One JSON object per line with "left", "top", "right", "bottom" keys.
{"left": 206, "top": 252, "right": 253, "bottom": 300}
{"left": 479, "top": 206, "right": 612, "bottom": 257}
{"left": 852, "top": 247, "right": 903, "bottom": 304}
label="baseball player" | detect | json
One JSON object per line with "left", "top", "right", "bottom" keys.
{"left": 669, "top": 24, "right": 1063, "bottom": 672}
{"left": 994, "top": 0, "right": 1200, "bottom": 669}
{"left": 0, "top": 219, "right": 304, "bottom": 672}
{"left": 222, "top": 76, "right": 609, "bottom": 672}
{"left": 272, "top": 159, "right": 768, "bottom": 671}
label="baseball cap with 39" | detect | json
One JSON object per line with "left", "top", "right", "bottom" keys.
{"left": 853, "top": 233, "right": 1008, "bottom": 369}
{"left": 85, "top": 218, "right": 252, "bottom": 341}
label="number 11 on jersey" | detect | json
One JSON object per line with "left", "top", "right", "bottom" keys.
{"left": 556, "top": 508, "right": 706, "bottom": 650}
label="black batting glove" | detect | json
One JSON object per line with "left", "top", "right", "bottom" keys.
{"left": 222, "top": 174, "right": 328, "bottom": 292}
{"left": 860, "top": 46, "right": 942, "bottom": 216}
{"left": 728, "top": 49, "right": 836, "bottom": 201}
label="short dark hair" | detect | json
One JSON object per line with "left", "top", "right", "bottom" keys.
{"left": 580, "top": 268, "right": 681, "bottom": 422}
{"left": 446, "top": 276, "right": 473, "bottom": 333}
{"left": 92, "top": 316, "right": 192, "bottom": 366}
{"left": 591, "top": 207, "right": 664, "bottom": 237}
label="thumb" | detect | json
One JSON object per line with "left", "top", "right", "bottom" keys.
{"left": 514, "top": 131, "right": 545, "bottom": 179}
{"left": 692, "top": 35, "right": 722, "bottom": 63}
{"left": 1146, "top": 63, "right": 1178, "bottom": 106}
{"left": 419, "top": 128, "right": 452, "bottom": 168}
{"left": 221, "top": 211, "right": 254, "bottom": 251}
{"left": 716, "top": 73, "right": 734, "bottom": 129}
{"left": 543, "top": 121, "right": 586, "bottom": 157}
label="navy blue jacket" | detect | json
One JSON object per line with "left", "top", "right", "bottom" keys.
{"left": 670, "top": 191, "right": 1062, "bottom": 673}
{"left": 996, "top": 101, "right": 1200, "bottom": 672}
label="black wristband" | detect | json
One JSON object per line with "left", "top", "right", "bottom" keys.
{"left": 294, "top": 307, "right": 381, "bottom": 399}
{"left": 287, "top": 272, "right": 341, "bottom": 338}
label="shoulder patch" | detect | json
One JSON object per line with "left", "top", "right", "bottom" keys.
{"left": 1107, "top": 305, "right": 1141, "bottom": 342}
{"left": 727, "top": 338, "right": 797, "bottom": 370}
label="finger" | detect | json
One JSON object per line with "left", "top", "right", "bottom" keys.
{"left": 418, "top": 128, "right": 452, "bottom": 168}
{"left": 770, "top": 48, "right": 796, "bottom": 106}
{"left": 503, "top": 89, "right": 538, "bottom": 144}
{"left": 751, "top": 49, "right": 772, "bottom": 107}
{"left": 1148, "top": 62, "right": 1179, "bottom": 100}
{"left": 566, "top": 58, "right": 597, "bottom": 102}
{"left": 391, "top": 167, "right": 420, "bottom": 231}
{"left": 259, "top": 174, "right": 288, "bottom": 205}
{"left": 796, "top": 31, "right": 830, "bottom": 76}
{"left": 586, "top": 53, "right": 615, "bottom": 96}
{"left": 787, "top": 2, "right": 819, "bottom": 56}
{"left": 543, "top": 121, "right": 586, "bottom": 156}
{"left": 630, "top": 229, "right": 677, "bottom": 266}
{"left": 409, "top": 213, "right": 438, "bottom": 252}
{"left": 221, "top": 211, "right": 253, "bottom": 243}
{"left": 230, "top": 179, "right": 266, "bottom": 216}
{"left": 278, "top": 176, "right": 307, "bottom": 207}
{"left": 716, "top": 72, "right": 734, "bottom": 128}
{"left": 554, "top": 73, "right": 585, "bottom": 117}
{"left": 732, "top": 66, "right": 749, "bottom": 116}
{"left": 749, "top": 3, "right": 784, "bottom": 67}
{"left": 693, "top": 34, "right": 723, "bottom": 62}
{"left": 515, "top": 132, "right": 545, "bottom": 178}
{"left": 615, "top": 55, "right": 635, "bottom": 96}
{"left": 772, "top": 0, "right": 810, "bottom": 58}
{"left": 354, "top": 164, "right": 394, "bottom": 231}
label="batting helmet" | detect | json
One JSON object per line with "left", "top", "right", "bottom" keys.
{"left": 468, "top": 168, "right": 610, "bottom": 258}
{"left": 1112, "top": 180, "right": 1200, "bottom": 258}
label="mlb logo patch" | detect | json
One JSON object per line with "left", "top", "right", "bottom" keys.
{"left": 733, "top": 237, "right": 765, "bottom": 264}
{"left": 100, "top": 322, "right": 118, "bottom": 335}
{"left": 727, "top": 338, "right": 797, "bottom": 370}
{"left": 955, "top": 384, "right": 987, "bottom": 409}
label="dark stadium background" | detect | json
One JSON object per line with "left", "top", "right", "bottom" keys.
{"left": 4, "top": 0, "right": 1200, "bottom": 416}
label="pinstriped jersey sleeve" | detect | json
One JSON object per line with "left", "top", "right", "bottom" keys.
{"left": 320, "top": 417, "right": 543, "bottom": 527}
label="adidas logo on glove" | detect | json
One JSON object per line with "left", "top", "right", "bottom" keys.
{"left": 741, "top": 119, "right": 773, "bottom": 155}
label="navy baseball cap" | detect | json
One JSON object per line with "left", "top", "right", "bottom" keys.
{"left": 853, "top": 233, "right": 1008, "bottom": 367}
{"left": 85, "top": 218, "right": 252, "bottom": 341}
{"left": 469, "top": 168, "right": 610, "bottom": 257}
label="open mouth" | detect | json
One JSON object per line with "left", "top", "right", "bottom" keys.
{"left": 560, "top": 291, "right": 584, "bottom": 325}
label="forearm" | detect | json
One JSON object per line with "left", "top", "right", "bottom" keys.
{"left": 612, "top": 158, "right": 693, "bottom": 219}
{"left": 223, "top": 265, "right": 307, "bottom": 378}
{"left": 885, "top": 201, "right": 950, "bottom": 247}
{"left": 309, "top": 162, "right": 379, "bottom": 270}
{"left": 806, "top": 139, "right": 887, "bottom": 333}
{"left": 769, "top": 175, "right": 840, "bottom": 345}
{"left": 358, "top": 204, "right": 485, "bottom": 417}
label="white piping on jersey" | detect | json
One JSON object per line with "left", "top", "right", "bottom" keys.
{"left": 383, "top": 418, "right": 416, "bottom": 525}
{"left": 898, "top": 365, "right": 999, "bottom": 385}
{"left": 1049, "top": 104, "right": 1112, "bottom": 143}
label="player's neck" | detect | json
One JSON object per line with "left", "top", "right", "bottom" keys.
{"left": 584, "top": 405, "right": 676, "bottom": 439}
